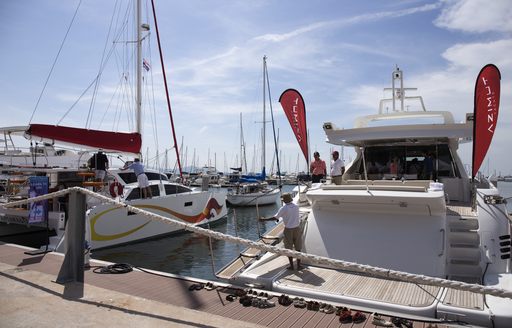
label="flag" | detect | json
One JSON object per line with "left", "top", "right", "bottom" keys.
{"left": 279, "top": 89, "right": 308, "bottom": 164}
{"left": 143, "top": 58, "right": 151, "bottom": 71}
{"left": 472, "top": 64, "right": 501, "bottom": 179}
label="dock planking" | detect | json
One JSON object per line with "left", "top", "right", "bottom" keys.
{"left": 0, "top": 242, "right": 450, "bottom": 328}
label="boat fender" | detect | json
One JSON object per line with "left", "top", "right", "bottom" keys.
{"left": 109, "top": 181, "right": 124, "bottom": 197}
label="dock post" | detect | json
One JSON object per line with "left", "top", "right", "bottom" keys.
{"left": 56, "top": 190, "right": 86, "bottom": 284}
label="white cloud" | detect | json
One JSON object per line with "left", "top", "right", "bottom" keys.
{"left": 435, "top": 0, "right": 512, "bottom": 33}
{"left": 254, "top": 3, "right": 440, "bottom": 43}
{"left": 442, "top": 39, "right": 512, "bottom": 69}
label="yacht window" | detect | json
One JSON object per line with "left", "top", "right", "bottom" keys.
{"left": 118, "top": 172, "right": 168, "bottom": 185}
{"left": 126, "top": 188, "right": 140, "bottom": 200}
{"left": 350, "top": 143, "right": 458, "bottom": 180}
{"left": 118, "top": 173, "right": 137, "bottom": 184}
{"left": 150, "top": 185, "right": 160, "bottom": 197}
{"left": 146, "top": 172, "right": 168, "bottom": 181}
{"left": 125, "top": 185, "right": 161, "bottom": 200}
{"left": 165, "top": 184, "right": 191, "bottom": 195}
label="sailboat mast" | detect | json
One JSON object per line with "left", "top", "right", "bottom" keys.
{"left": 136, "top": 0, "right": 142, "bottom": 135}
{"left": 240, "top": 113, "right": 243, "bottom": 172}
{"left": 150, "top": 0, "right": 183, "bottom": 178}
{"left": 262, "top": 56, "right": 267, "bottom": 177}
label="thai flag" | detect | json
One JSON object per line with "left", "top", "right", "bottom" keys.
{"left": 143, "top": 59, "right": 150, "bottom": 71}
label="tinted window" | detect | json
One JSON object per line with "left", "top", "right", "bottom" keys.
{"left": 118, "top": 172, "right": 167, "bottom": 184}
{"left": 146, "top": 172, "right": 168, "bottom": 181}
{"left": 118, "top": 172, "right": 137, "bottom": 184}
{"left": 126, "top": 185, "right": 161, "bottom": 200}
{"left": 165, "top": 184, "right": 191, "bottom": 195}
{"left": 126, "top": 188, "right": 140, "bottom": 200}
{"left": 150, "top": 185, "right": 160, "bottom": 197}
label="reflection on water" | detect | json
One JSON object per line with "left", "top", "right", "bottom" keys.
{"left": 92, "top": 189, "right": 288, "bottom": 281}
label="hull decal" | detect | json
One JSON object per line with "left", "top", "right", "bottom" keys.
{"left": 91, "top": 197, "right": 224, "bottom": 241}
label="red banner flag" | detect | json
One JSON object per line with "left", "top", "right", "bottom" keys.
{"left": 472, "top": 64, "right": 501, "bottom": 179}
{"left": 279, "top": 89, "right": 308, "bottom": 164}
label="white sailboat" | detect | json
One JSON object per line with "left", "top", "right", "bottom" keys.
{"left": 226, "top": 56, "right": 280, "bottom": 207}
{"left": 218, "top": 67, "right": 512, "bottom": 327}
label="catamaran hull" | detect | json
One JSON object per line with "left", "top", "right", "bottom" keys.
{"left": 86, "top": 190, "right": 227, "bottom": 250}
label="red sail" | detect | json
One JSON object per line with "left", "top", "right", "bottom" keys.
{"left": 26, "top": 124, "right": 142, "bottom": 154}
{"left": 279, "top": 89, "right": 308, "bottom": 163}
{"left": 472, "top": 64, "right": 501, "bottom": 179}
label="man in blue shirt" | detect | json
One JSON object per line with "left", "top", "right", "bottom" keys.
{"left": 122, "top": 158, "right": 152, "bottom": 199}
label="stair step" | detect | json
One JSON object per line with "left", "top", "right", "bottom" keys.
{"left": 447, "top": 263, "right": 482, "bottom": 277}
{"left": 448, "top": 218, "right": 479, "bottom": 232}
{"left": 450, "top": 247, "right": 481, "bottom": 261}
{"left": 450, "top": 258, "right": 480, "bottom": 266}
{"left": 449, "top": 232, "right": 480, "bottom": 247}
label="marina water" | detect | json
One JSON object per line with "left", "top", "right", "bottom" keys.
{"left": 93, "top": 185, "right": 295, "bottom": 281}
{"left": 94, "top": 183, "right": 512, "bottom": 281}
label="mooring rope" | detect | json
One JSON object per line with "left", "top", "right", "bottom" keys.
{"left": 2, "top": 186, "right": 512, "bottom": 299}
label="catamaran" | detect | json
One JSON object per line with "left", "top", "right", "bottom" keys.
{"left": 0, "top": 0, "right": 228, "bottom": 251}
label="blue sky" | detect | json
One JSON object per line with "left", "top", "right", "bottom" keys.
{"left": 1, "top": 0, "right": 511, "bottom": 175}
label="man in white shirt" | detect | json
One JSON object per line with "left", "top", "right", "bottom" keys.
{"left": 260, "top": 193, "right": 302, "bottom": 270}
{"left": 330, "top": 151, "right": 345, "bottom": 185}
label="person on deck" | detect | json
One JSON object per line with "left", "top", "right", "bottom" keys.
{"left": 330, "top": 151, "right": 345, "bottom": 185}
{"left": 121, "top": 158, "right": 152, "bottom": 199}
{"left": 259, "top": 193, "right": 302, "bottom": 270}
{"left": 88, "top": 151, "right": 109, "bottom": 182}
{"left": 423, "top": 152, "right": 434, "bottom": 180}
{"left": 310, "top": 152, "right": 326, "bottom": 183}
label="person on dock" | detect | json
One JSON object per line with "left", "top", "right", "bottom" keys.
{"left": 310, "top": 151, "right": 326, "bottom": 183}
{"left": 259, "top": 193, "right": 302, "bottom": 270}
{"left": 330, "top": 151, "right": 345, "bottom": 185}
{"left": 121, "top": 158, "right": 152, "bottom": 199}
{"left": 88, "top": 151, "right": 109, "bottom": 182}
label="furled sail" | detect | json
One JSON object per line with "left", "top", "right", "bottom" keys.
{"left": 26, "top": 124, "right": 142, "bottom": 154}
{"left": 472, "top": 64, "right": 501, "bottom": 179}
{"left": 279, "top": 89, "right": 308, "bottom": 165}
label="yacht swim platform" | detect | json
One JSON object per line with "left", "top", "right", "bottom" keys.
{"left": 1, "top": 242, "right": 455, "bottom": 328}
{"left": 243, "top": 255, "right": 484, "bottom": 311}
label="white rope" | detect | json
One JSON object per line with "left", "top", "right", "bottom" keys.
{"left": 2, "top": 186, "right": 512, "bottom": 299}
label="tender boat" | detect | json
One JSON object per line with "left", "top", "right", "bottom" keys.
{"left": 217, "top": 67, "right": 512, "bottom": 327}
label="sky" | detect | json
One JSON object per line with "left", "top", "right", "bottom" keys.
{"left": 1, "top": 0, "right": 511, "bottom": 176}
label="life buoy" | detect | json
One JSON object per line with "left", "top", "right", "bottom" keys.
{"left": 109, "top": 181, "right": 124, "bottom": 198}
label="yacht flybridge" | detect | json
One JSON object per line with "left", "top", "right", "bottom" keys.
{"left": 217, "top": 67, "right": 512, "bottom": 327}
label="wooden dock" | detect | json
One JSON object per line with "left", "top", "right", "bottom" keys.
{"left": 0, "top": 242, "right": 450, "bottom": 327}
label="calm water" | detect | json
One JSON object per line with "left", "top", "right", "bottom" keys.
{"left": 93, "top": 185, "right": 295, "bottom": 281}
{"left": 92, "top": 183, "right": 512, "bottom": 281}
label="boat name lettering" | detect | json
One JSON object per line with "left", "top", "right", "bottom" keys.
{"left": 481, "top": 76, "right": 497, "bottom": 134}
{"left": 292, "top": 98, "right": 303, "bottom": 142}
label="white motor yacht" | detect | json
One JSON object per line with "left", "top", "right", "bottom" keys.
{"left": 217, "top": 67, "right": 512, "bottom": 327}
